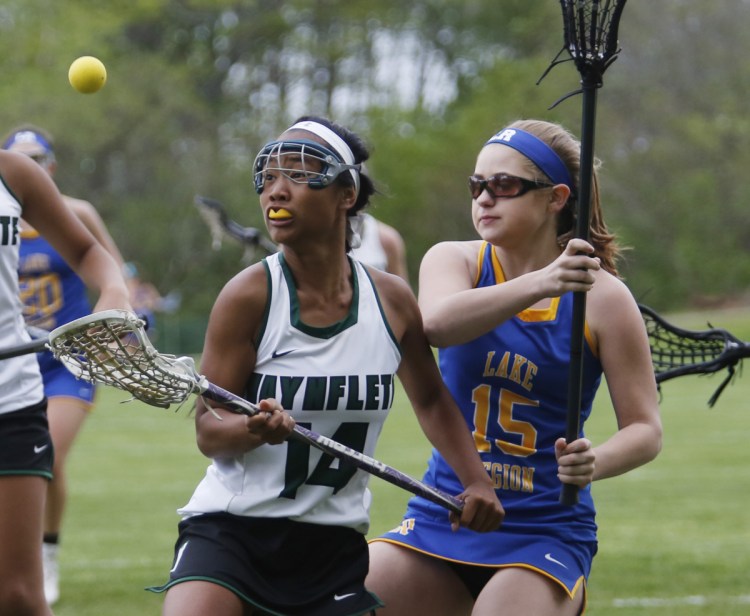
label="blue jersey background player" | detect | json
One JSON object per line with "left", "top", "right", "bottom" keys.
{"left": 19, "top": 227, "right": 97, "bottom": 404}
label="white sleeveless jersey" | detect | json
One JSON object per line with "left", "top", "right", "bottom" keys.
{"left": 349, "top": 213, "right": 388, "bottom": 272}
{"left": 179, "top": 253, "right": 402, "bottom": 533}
{"left": 0, "top": 175, "right": 44, "bottom": 414}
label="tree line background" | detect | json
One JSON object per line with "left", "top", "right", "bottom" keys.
{"left": 1, "top": 0, "right": 748, "bottom": 349}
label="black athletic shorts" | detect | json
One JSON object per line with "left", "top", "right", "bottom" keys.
{"left": 148, "top": 512, "right": 383, "bottom": 616}
{"left": 444, "top": 560, "right": 498, "bottom": 599}
{"left": 0, "top": 398, "right": 53, "bottom": 479}
{"left": 445, "top": 561, "right": 586, "bottom": 614}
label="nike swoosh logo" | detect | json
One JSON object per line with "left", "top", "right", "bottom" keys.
{"left": 544, "top": 553, "right": 568, "bottom": 569}
{"left": 170, "top": 541, "right": 189, "bottom": 573}
{"left": 34, "top": 444, "right": 49, "bottom": 454}
{"left": 334, "top": 593, "right": 356, "bottom": 601}
{"left": 272, "top": 349, "right": 295, "bottom": 358}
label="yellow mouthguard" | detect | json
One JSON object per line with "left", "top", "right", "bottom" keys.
{"left": 268, "top": 208, "right": 293, "bottom": 220}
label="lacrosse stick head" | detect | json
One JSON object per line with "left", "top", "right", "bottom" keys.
{"left": 559, "top": 0, "right": 627, "bottom": 86}
{"left": 639, "top": 303, "right": 747, "bottom": 407}
{"left": 194, "top": 194, "right": 277, "bottom": 261}
{"left": 194, "top": 195, "right": 229, "bottom": 251}
{"left": 47, "top": 310, "right": 199, "bottom": 409}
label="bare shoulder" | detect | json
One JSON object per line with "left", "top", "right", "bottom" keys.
{"left": 376, "top": 220, "right": 405, "bottom": 249}
{"left": 365, "top": 266, "right": 419, "bottom": 339}
{"left": 590, "top": 269, "right": 635, "bottom": 300}
{"left": 366, "top": 265, "right": 414, "bottom": 304}
{"left": 201, "top": 263, "right": 269, "bottom": 387}
{"left": 63, "top": 195, "right": 106, "bottom": 228}
{"left": 0, "top": 151, "right": 70, "bottom": 228}
{"left": 420, "top": 239, "right": 484, "bottom": 292}
{"left": 423, "top": 239, "right": 483, "bottom": 263}
{"left": 63, "top": 195, "right": 96, "bottom": 216}
{"left": 0, "top": 148, "right": 25, "bottom": 173}
{"left": 0, "top": 149, "right": 43, "bottom": 198}
{"left": 216, "top": 262, "right": 269, "bottom": 315}
{"left": 205, "top": 262, "right": 267, "bottom": 340}
{"left": 587, "top": 270, "right": 643, "bottom": 331}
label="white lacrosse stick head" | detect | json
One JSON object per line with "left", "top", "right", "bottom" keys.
{"left": 48, "top": 310, "right": 199, "bottom": 408}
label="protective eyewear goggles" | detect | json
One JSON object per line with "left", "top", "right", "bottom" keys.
{"left": 253, "top": 139, "right": 360, "bottom": 194}
{"left": 468, "top": 173, "right": 553, "bottom": 200}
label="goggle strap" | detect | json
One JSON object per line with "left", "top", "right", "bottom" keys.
{"left": 287, "top": 121, "right": 360, "bottom": 195}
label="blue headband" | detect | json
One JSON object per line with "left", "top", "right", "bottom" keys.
{"left": 484, "top": 128, "right": 573, "bottom": 189}
{"left": 2, "top": 130, "right": 54, "bottom": 154}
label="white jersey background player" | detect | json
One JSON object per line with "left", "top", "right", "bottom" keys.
{"left": 350, "top": 212, "right": 409, "bottom": 283}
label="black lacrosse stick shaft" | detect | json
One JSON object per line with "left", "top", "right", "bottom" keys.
{"left": 561, "top": 80, "right": 598, "bottom": 507}
{"left": 556, "top": 0, "right": 627, "bottom": 506}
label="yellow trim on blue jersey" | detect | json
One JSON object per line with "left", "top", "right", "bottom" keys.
{"left": 473, "top": 242, "right": 485, "bottom": 288}
{"left": 489, "top": 245, "right": 561, "bottom": 322}
{"left": 584, "top": 322, "right": 598, "bottom": 358}
{"left": 20, "top": 229, "right": 40, "bottom": 239}
{"left": 481, "top": 242, "right": 599, "bottom": 358}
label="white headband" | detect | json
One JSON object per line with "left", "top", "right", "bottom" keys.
{"left": 288, "top": 121, "right": 360, "bottom": 196}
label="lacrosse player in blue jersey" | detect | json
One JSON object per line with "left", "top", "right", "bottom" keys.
{"left": 368, "top": 119, "right": 662, "bottom": 616}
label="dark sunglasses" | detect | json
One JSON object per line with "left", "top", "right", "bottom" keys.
{"left": 468, "top": 173, "right": 553, "bottom": 200}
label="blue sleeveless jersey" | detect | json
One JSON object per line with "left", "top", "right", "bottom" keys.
{"left": 430, "top": 242, "right": 602, "bottom": 536}
{"left": 374, "top": 242, "right": 603, "bottom": 597}
{"left": 18, "top": 230, "right": 95, "bottom": 403}
{"left": 18, "top": 230, "right": 91, "bottom": 330}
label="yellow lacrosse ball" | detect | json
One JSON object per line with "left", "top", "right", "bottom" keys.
{"left": 68, "top": 56, "right": 107, "bottom": 94}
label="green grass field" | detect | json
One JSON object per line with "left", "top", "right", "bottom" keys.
{"left": 53, "top": 309, "right": 750, "bottom": 615}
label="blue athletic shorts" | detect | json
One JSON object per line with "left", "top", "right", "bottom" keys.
{"left": 371, "top": 497, "right": 596, "bottom": 601}
{"left": 0, "top": 398, "right": 53, "bottom": 478}
{"left": 148, "top": 512, "right": 382, "bottom": 616}
{"left": 38, "top": 350, "right": 95, "bottom": 404}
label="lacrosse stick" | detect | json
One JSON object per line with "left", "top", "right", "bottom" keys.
{"left": 540, "top": 0, "right": 628, "bottom": 506}
{"left": 0, "top": 318, "right": 149, "bottom": 361}
{"left": 0, "top": 325, "right": 50, "bottom": 360}
{"left": 194, "top": 195, "right": 276, "bottom": 262}
{"left": 45, "top": 310, "right": 463, "bottom": 514}
{"left": 639, "top": 304, "right": 749, "bottom": 407}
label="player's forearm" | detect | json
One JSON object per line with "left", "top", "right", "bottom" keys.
{"left": 195, "top": 406, "right": 265, "bottom": 458}
{"left": 592, "top": 421, "right": 663, "bottom": 481}
{"left": 75, "top": 245, "right": 131, "bottom": 309}
{"left": 421, "top": 275, "right": 545, "bottom": 348}
{"left": 416, "top": 399, "right": 491, "bottom": 488}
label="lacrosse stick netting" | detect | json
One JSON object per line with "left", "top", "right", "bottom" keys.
{"left": 639, "top": 304, "right": 748, "bottom": 407}
{"left": 48, "top": 310, "right": 198, "bottom": 409}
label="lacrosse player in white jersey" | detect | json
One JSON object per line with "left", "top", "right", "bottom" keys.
{"left": 151, "top": 116, "right": 503, "bottom": 616}
{"left": 0, "top": 147, "right": 130, "bottom": 615}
